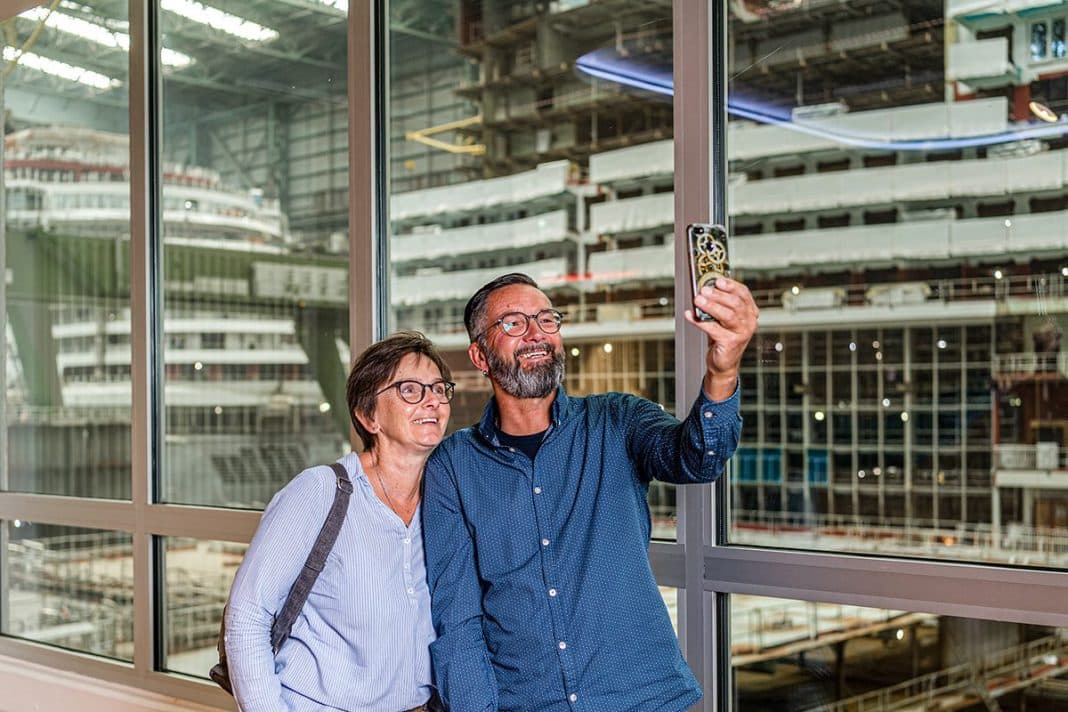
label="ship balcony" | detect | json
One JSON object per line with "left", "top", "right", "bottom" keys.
{"left": 991, "top": 352, "right": 1068, "bottom": 381}
{"left": 996, "top": 444, "right": 1067, "bottom": 472}
{"left": 947, "top": 38, "right": 1017, "bottom": 89}
{"left": 391, "top": 256, "right": 571, "bottom": 307}
{"left": 993, "top": 444, "right": 1068, "bottom": 492}
{"left": 391, "top": 209, "right": 570, "bottom": 264}
{"left": 389, "top": 160, "right": 572, "bottom": 223}
{"left": 732, "top": 211, "right": 1068, "bottom": 271}
{"left": 591, "top": 148, "right": 1068, "bottom": 235}
{"left": 589, "top": 192, "right": 673, "bottom": 236}
{"left": 587, "top": 99, "right": 1010, "bottom": 185}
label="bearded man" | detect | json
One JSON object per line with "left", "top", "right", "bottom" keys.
{"left": 423, "top": 272, "right": 758, "bottom": 711}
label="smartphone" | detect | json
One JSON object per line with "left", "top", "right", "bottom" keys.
{"left": 686, "top": 223, "right": 730, "bottom": 321}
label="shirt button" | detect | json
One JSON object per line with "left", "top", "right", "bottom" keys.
{"left": 508, "top": 447, "right": 516, "bottom": 452}
{"left": 549, "top": 588, "right": 557, "bottom": 597}
{"left": 541, "top": 538, "right": 550, "bottom": 546}
{"left": 707, "top": 450, "right": 716, "bottom": 456}
{"left": 534, "top": 486, "right": 542, "bottom": 494}
{"left": 704, "top": 411, "right": 713, "bottom": 418}
{"left": 407, "top": 587, "right": 414, "bottom": 594}
{"left": 404, "top": 563, "right": 411, "bottom": 570}
{"left": 569, "top": 693, "right": 578, "bottom": 702}
{"left": 558, "top": 641, "right": 567, "bottom": 650}
{"left": 403, "top": 538, "right": 411, "bottom": 544}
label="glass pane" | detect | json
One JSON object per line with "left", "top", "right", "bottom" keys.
{"left": 3, "top": 521, "right": 133, "bottom": 660}
{"left": 159, "top": 3, "right": 350, "bottom": 507}
{"left": 162, "top": 537, "right": 246, "bottom": 677}
{"left": 660, "top": 586, "right": 679, "bottom": 635}
{"left": 1053, "top": 20, "right": 1066, "bottom": 59}
{"left": 3, "top": 3, "right": 131, "bottom": 498}
{"left": 388, "top": 2, "right": 679, "bottom": 537}
{"left": 733, "top": 593, "right": 1068, "bottom": 711}
{"left": 1032, "top": 22, "right": 1049, "bottom": 60}
{"left": 727, "top": 4, "right": 1068, "bottom": 564}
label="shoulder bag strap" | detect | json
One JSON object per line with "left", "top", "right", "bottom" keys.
{"left": 269, "top": 461, "right": 353, "bottom": 653}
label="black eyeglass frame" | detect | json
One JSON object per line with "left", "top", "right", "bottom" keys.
{"left": 375, "top": 379, "right": 456, "bottom": 404}
{"left": 475, "top": 308, "right": 565, "bottom": 342}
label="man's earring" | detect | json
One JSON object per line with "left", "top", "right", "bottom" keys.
{"left": 481, "top": 370, "right": 489, "bottom": 377}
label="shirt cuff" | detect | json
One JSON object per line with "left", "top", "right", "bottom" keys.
{"left": 698, "top": 378, "right": 740, "bottom": 410}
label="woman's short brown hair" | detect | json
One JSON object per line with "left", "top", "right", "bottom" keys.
{"left": 346, "top": 331, "right": 451, "bottom": 451}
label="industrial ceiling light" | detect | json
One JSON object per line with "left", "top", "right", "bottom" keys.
{"left": 160, "top": 0, "right": 278, "bottom": 42}
{"left": 2, "top": 46, "right": 118, "bottom": 88}
{"left": 21, "top": 6, "right": 192, "bottom": 67}
{"left": 1029, "top": 100, "right": 1058, "bottom": 123}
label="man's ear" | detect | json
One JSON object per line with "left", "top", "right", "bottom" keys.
{"left": 468, "top": 341, "right": 489, "bottom": 375}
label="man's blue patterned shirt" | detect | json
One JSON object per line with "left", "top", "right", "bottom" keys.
{"left": 423, "top": 384, "right": 742, "bottom": 711}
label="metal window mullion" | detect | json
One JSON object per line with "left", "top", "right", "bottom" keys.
{"left": 704, "top": 546, "right": 1068, "bottom": 628}
{"left": 673, "top": 0, "right": 727, "bottom": 710}
{"left": 351, "top": 0, "right": 388, "bottom": 357}
{"left": 129, "top": 0, "right": 163, "bottom": 680}
{"left": 0, "top": 63, "right": 8, "bottom": 636}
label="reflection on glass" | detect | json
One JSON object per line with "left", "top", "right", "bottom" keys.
{"left": 3, "top": 522, "right": 133, "bottom": 660}
{"left": 162, "top": 537, "right": 246, "bottom": 677}
{"left": 3, "top": 5, "right": 132, "bottom": 498}
{"left": 1053, "top": 20, "right": 1066, "bottom": 59}
{"left": 727, "top": 4, "right": 1068, "bottom": 564}
{"left": 159, "top": 4, "right": 350, "bottom": 507}
{"left": 1032, "top": 22, "right": 1049, "bottom": 60}
{"left": 659, "top": 586, "right": 679, "bottom": 635}
{"left": 388, "top": 4, "right": 678, "bottom": 537}
{"left": 733, "top": 594, "right": 1068, "bottom": 712}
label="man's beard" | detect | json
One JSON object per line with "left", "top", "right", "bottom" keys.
{"left": 483, "top": 339, "right": 565, "bottom": 399}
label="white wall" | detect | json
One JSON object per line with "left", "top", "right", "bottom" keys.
{"left": 0, "top": 656, "right": 228, "bottom": 712}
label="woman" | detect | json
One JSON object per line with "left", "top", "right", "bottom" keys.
{"left": 224, "top": 331, "right": 452, "bottom": 711}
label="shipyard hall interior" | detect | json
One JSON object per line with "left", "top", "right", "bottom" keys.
{"left": 0, "top": 0, "right": 1066, "bottom": 710}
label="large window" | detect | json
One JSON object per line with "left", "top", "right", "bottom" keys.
{"left": 387, "top": 2, "right": 680, "bottom": 536}
{"left": 723, "top": 0, "right": 1068, "bottom": 571}
{"left": 3, "top": 1, "right": 132, "bottom": 500}
{"left": 1, "top": 2, "right": 1066, "bottom": 710}
{"left": 159, "top": 2, "right": 350, "bottom": 508}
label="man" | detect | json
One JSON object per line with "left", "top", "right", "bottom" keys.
{"left": 423, "top": 272, "right": 758, "bottom": 711}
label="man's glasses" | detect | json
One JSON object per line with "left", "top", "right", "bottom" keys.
{"left": 376, "top": 379, "right": 456, "bottom": 404}
{"left": 478, "top": 309, "right": 564, "bottom": 340}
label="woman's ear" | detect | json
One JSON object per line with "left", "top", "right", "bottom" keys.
{"left": 352, "top": 408, "right": 379, "bottom": 435}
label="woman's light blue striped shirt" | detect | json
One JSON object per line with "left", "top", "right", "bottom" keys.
{"left": 225, "top": 452, "right": 435, "bottom": 711}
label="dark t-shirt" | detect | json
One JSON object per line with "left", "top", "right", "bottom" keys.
{"left": 496, "top": 428, "right": 548, "bottom": 461}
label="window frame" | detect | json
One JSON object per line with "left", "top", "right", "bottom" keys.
{"left": 0, "top": 1, "right": 1066, "bottom": 709}
{"left": 0, "top": 0, "right": 383, "bottom": 706}
{"left": 652, "top": 2, "right": 1068, "bottom": 711}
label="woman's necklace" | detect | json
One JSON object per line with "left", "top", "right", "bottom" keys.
{"left": 372, "top": 455, "right": 416, "bottom": 518}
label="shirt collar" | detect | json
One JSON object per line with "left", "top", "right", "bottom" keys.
{"left": 477, "top": 384, "right": 571, "bottom": 444}
{"left": 340, "top": 450, "right": 369, "bottom": 483}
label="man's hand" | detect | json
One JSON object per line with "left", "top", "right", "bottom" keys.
{"left": 683, "top": 277, "right": 759, "bottom": 401}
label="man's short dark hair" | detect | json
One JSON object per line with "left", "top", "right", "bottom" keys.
{"left": 464, "top": 272, "right": 540, "bottom": 342}
{"left": 346, "top": 330, "right": 451, "bottom": 451}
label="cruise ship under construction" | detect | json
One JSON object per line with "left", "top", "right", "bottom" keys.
{"left": 2, "top": 0, "right": 1067, "bottom": 709}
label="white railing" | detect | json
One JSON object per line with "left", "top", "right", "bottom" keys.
{"left": 730, "top": 509, "right": 1068, "bottom": 565}
{"left": 391, "top": 257, "right": 570, "bottom": 306}
{"left": 390, "top": 160, "right": 572, "bottom": 221}
{"left": 583, "top": 99, "right": 1011, "bottom": 183}
{"left": 733, "top": 599, "right": 915, "bottom": 655}
{"left": 947, "top": 36, "right": 1014, "bottom": 82}
{"left": 805, "top": 634, "right": 1068, "bottom": 712}
{"left": 391, "top": 209, "right": 569, "bottom": 262}
{"left": 993, "top": 352, "right": 1068, "bottom": 379}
